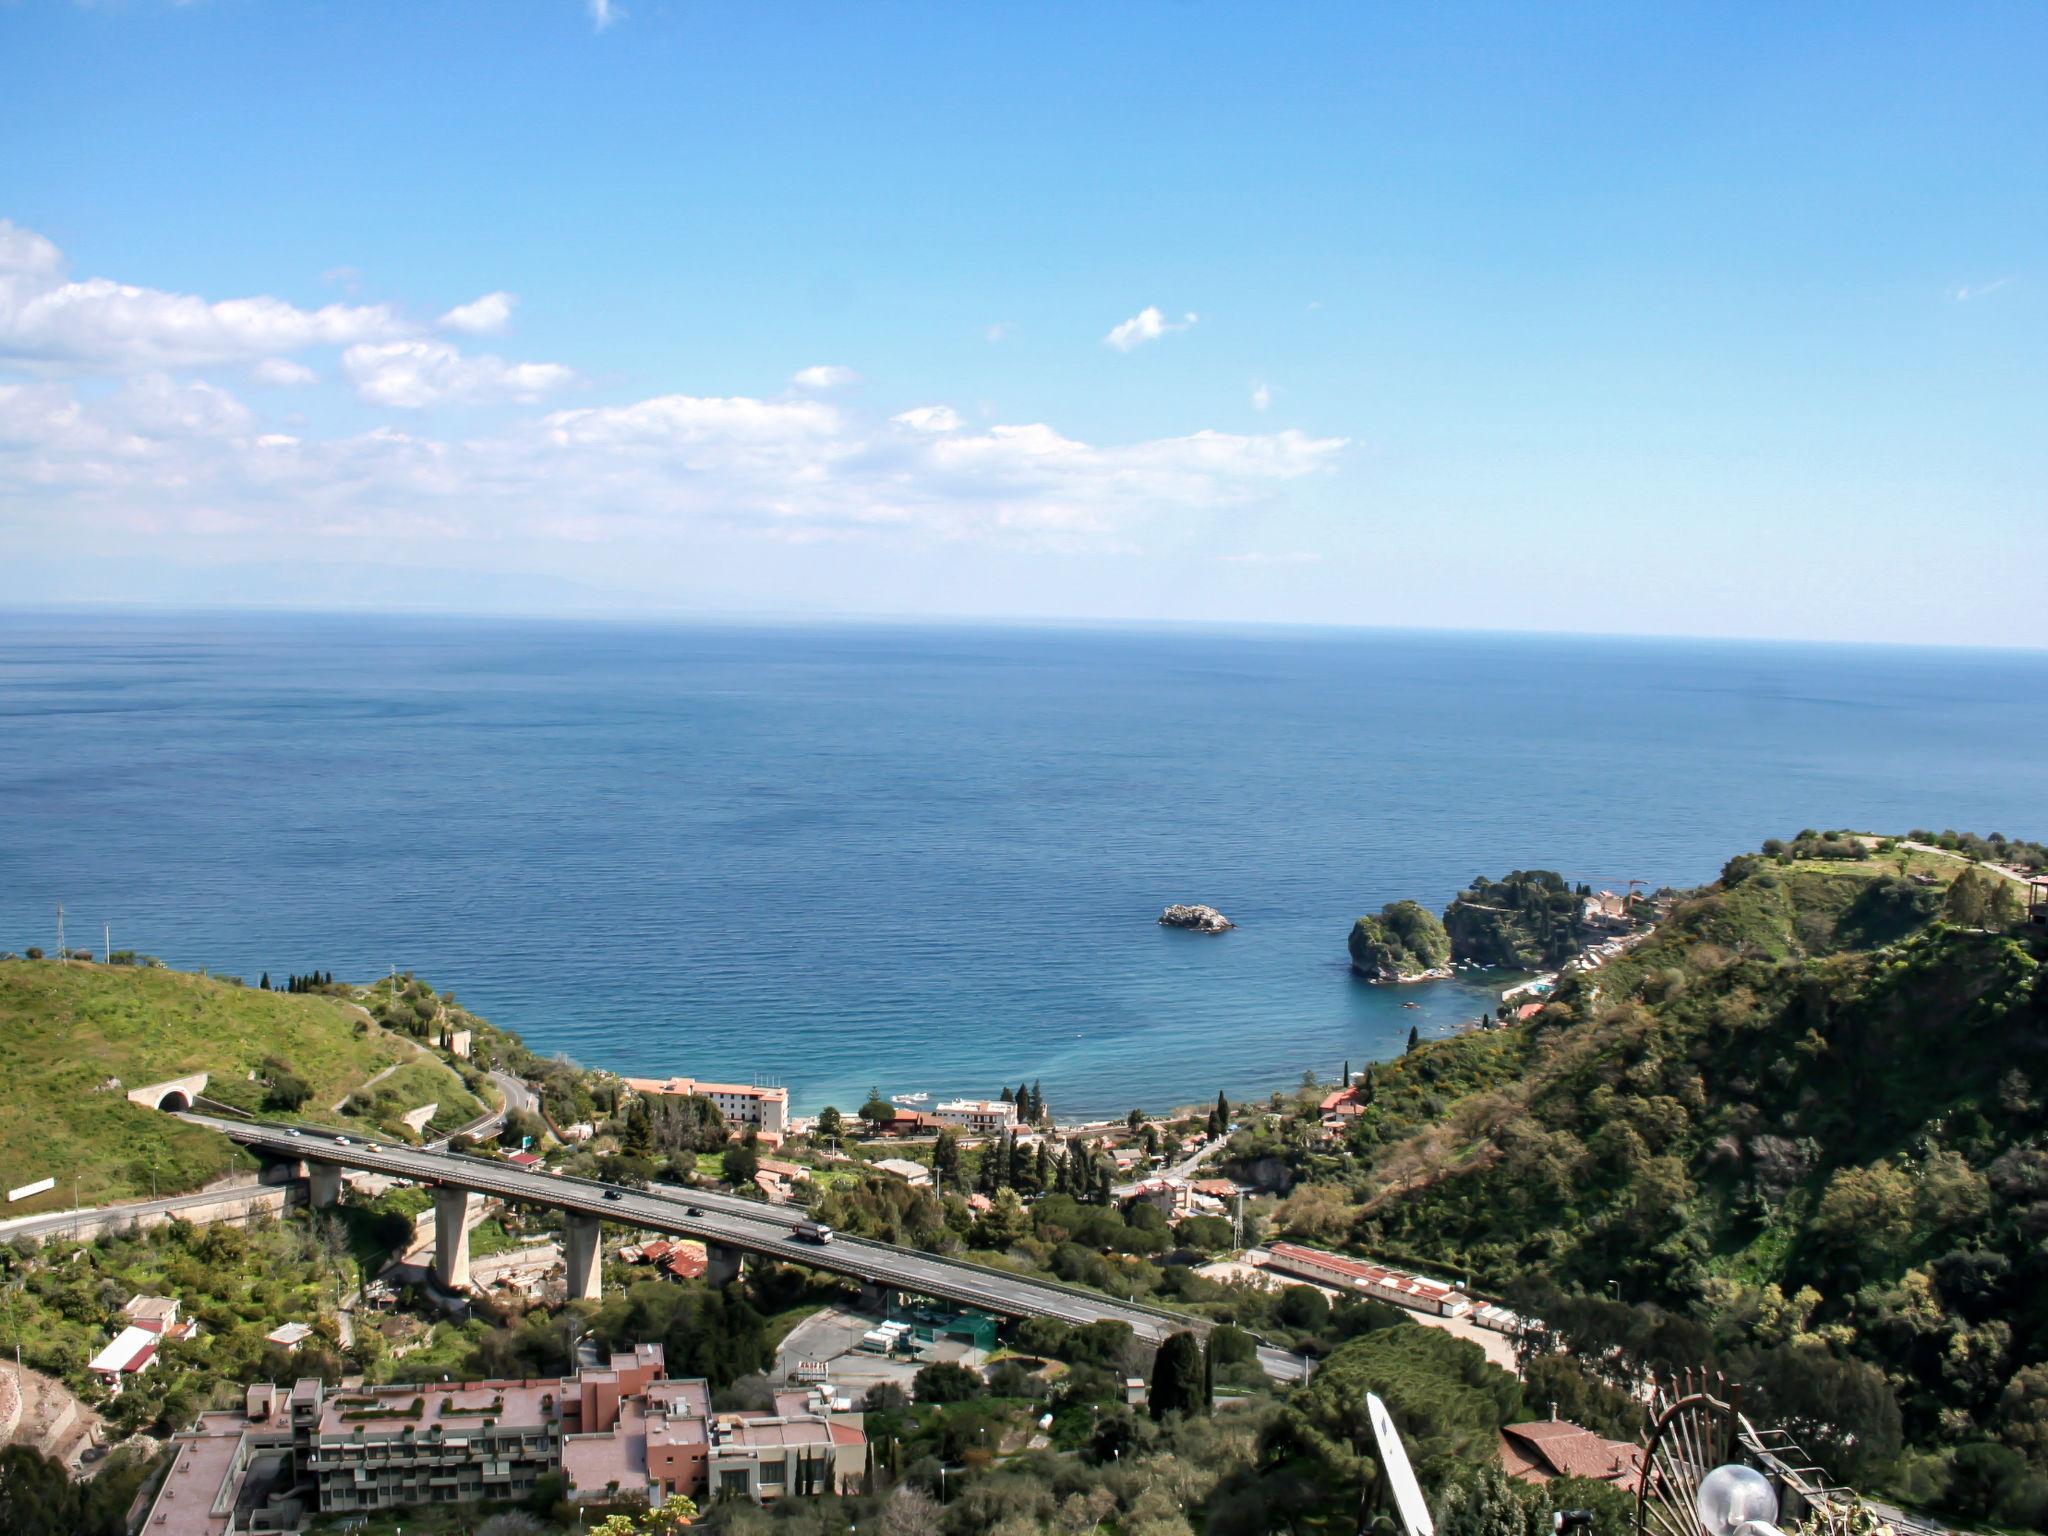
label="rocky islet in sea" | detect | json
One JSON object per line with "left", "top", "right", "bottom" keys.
{"left": 1159, "top": 903, "right": 1235, "bottom": 933}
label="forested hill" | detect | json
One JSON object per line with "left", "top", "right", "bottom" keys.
{"left": 1284, "top": 840, "right": 2048, "bottom": 1528}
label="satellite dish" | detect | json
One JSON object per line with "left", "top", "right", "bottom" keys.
{"left": 1368, "top": 1392, "right": 1435, "bottom": 1536}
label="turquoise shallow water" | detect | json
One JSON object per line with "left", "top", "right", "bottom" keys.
{"left": 3, "top": 611, "right": 2044, "bottom": 1118}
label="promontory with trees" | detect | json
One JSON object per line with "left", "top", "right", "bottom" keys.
{"left": 1350, "top": 868, "right": 1620, "bottom": 977}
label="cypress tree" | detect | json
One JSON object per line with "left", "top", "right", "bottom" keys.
{"left": 1149, "top": 1331, "right": 1207, "bottom": 1420}
{"left": 260, "top": 972, "right": 270, "bottom": 990}
{"left": 999, "top": 1086, "right": 1014, "bottom": 1103}
{"left": 1007, "top": 1133, "right": 1029, "bottom": 1189}
{"left": 1034, "top": 1139, "right": 1053, "bottom": 1190}
{"left": 1407, "top": 1024, "right": 1419, "bottom": 1053}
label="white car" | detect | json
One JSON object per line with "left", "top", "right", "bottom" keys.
{"left": 334, "top": 1137, "right": 352, "bottom": 1147}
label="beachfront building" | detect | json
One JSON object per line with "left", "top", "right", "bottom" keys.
{"left": 625, "top": 1075, "right": 790, "bottom": 1142}
{"left": 137, "top": 1344, "right": 866, "bottom": 1536}
{"left": 934, "top": 1098, "right": 1017, "bottom": 1135}
{"left": 1263, "top": 1242, "right": 1473, "bottom": 1316}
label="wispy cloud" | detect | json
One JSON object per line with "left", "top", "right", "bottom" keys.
{"left": 342, "top": 340, "right": 577, "bottom": 408}
{"left": 791, "top": 364, "right": 860, "bottom": 391}
{"left": 1250, "top": 380, "right": 1271, "bottom": 412}
{"left": 0, "top": 219, "right": 406, "bottom": 374}
{"left": 587, "top": 0, "right": 623, "bottom": 30}
{"left": 1103, "top": 305, "right": 1197, "bottom": 353}
{"left": 985, "top": 321, "right": 1013, "bottom": 344}
{"left": 1216, "top": 550, "right": 1321, "bottom": 566}
{"left": 1951, "top": 277, "right": 2013, "bottom": 302}
{"left": 439, "top": 291, "right": 516, "bottom": 335}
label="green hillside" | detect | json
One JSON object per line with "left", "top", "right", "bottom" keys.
{"left": 1275, "top": 840, "right": 2048, "bottom": 1525}
{"left": 0, "top": 960, "right": 491, "bottom": 1215}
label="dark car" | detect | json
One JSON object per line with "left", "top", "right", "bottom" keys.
{"left": 603, "top": 1188, "right": 622, "bottom": 1201}
{"left": 686, "top": 1206, "right": 705, "bottom": 1217}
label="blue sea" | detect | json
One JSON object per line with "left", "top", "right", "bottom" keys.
{"left": 3, "top": 611, "right": 2044, "bottom": 1120}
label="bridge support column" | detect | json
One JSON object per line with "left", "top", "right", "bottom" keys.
{"left": 858, "top": 1282, "right": 902, "bottom": 1316}
{"left": 705, "top": 1241, "right": 743, "bottom": 1288}
{"left": 306, "top": 1162, "right": 343, "bottom": 1210}
{"left": 564, "top": 1214, "right": 603, "bottom": 1302}
{"left": 433, "top": 1189, "right": 474, "bottom": 1291}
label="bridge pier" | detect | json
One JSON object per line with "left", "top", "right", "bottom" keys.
{"left": 306, "top": 1162, "right": 343, "bottom": 1210}
{"left": 433, "top": 1189, "right": 474, "bottom": 1291}
{"left": 564, "top": 1214, "right": 603, "bottom": 1301}
{"left": 858, "top": 1281, "right": 903, "bottom": 1315}
{"left": 705, "top": 1241, "right": 743, "bottom": 1288}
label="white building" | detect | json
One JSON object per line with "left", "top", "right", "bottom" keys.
{"left": 626, "top": 1076, "right": 790, "bottom": 1141}
{"left": 89, "top": 1326, "right": 164, "bottom": 1394}
{"left": 934, "top": 1099, "right": 1017, "bottom": 1135}
{"left": 872, "top": 1157, "right": 933, "bottom": 1187}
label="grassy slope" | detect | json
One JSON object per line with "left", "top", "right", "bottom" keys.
{"left": 0, "top": 960, "right": 486, "bottom": 1213}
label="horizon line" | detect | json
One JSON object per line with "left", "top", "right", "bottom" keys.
{"left": 0, "top": 596, "right": 2041, "bottom": 660}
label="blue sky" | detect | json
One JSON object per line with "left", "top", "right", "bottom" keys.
{"left": 0, "top": 2, "right": 2042, "bottom": 644}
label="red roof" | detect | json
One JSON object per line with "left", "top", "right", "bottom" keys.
{"left": 505, "top": 1150, "right": 542, "bottom": 1168}
{"left": 1500, "top": 1421, "right": 1645, "bottom": 1491}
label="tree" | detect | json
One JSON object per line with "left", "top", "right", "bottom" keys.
{"left": 881, "top": 1485, "right": 944, "bottom": 1536}
{"left": 932, "top": 1128, "right": 962, "bottom": 1188}
{"left": 260, "top": 1056, "right": 311, "bottom": 1111}
{"left": 1149, "top": 1330, "right": 1208, "bottom": 1419}
{"left": 1000, "top": 1085, "right": 1015, "bottom": 1103}
{"left": 260, "top": 971, "right": 270, "bottom": 989}
{"left": 1279, "top": 1284, "right": 1331, "bottom": 1332}
{"left": 623, "top": 1099, "right": 653, "bottom": 1158}
{"left": 914, "top": 1361, "right": 983, "bottom": 1403}
{"left": 815, "top": 1105, "right": 844, "bottom": 1142}
{"left": 723, "top": 1136, "right": 761, "bottom": 1186}
{"left": 860, "top": 1087, "right": 896, "bottom": 1126}
{"left": 1407, "top": 1024, "right": 1420, "bottom": 1052}
{"left": 1128, "top": 1107, "right": 1145, "bottom": 1132}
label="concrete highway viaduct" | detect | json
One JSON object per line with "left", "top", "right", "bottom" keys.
{"left": 184, "top": 1114, "right": 1312, "bottom": 1383}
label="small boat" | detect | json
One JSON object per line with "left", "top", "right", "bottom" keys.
{"left": 1402, "top": 1001, "right": 1420, "bottom": 1009}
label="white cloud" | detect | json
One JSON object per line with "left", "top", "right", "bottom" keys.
{"left": 985, "top": 321, "right": 1013, "bottom": 344}
{"left": 1103, "top": 305, "right": 1197, "bottom": 353}
{"left": 0, "top": 220, "right": 406, "bottom": 374}
{"left": 588, "top": 0, "right": 622, "bottom": 29}
{"left": 1250, "top": 380, "right": 1271, "bottom": 412}
{"left": 892, "top": 404, "right": 960, "bottom": 433}
{"left": 252, "top": 358, "right": 317, "bottom": 387}
{"left": 4, "top": 373, "right": 1346, "bottom": 553}
{"left": 1951, "top": 277, "right": 2012, "bottom": 302}
{"left": 791, "top": 364, "right": 860, "bottom": 391}
{"left": 1216, "top": 550, "right": 1321, "bottom": 565}
{"left": 342, "top": 340, "right": 577, "bottom": 408}
{"left": 439, "top": 291, "right": 516, "bottom": 335}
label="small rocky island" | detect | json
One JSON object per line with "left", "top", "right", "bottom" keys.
{"left": 1347, "top": 899, "right": 1453, "bottom": 982}
{"left": 1160, "top": 903, "right": 1235, "bottom": 933}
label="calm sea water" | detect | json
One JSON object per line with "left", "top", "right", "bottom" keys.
{"left": 3, "top": 611, "right": 2044, "bottom": 1119}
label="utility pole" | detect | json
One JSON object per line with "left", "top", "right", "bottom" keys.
{"left": 104, "top": 923, "right": 111, "bottom": 965}
{"left": 56, "top": 902, "right": 65, "bottom": 964}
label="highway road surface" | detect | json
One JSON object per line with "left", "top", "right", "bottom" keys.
{"left": 186, "top": 1113, "right": 1312, "bottom": 1384}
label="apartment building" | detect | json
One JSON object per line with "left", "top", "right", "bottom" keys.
{"left": 139, "top": 1344, "right": 864, "bottom": 1536}
{"left": 624, "top": 1075, "right": 790, "bottom": 1141}
{"left": 934, "top": 1098, "right": 1017, "bottom": 1135}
